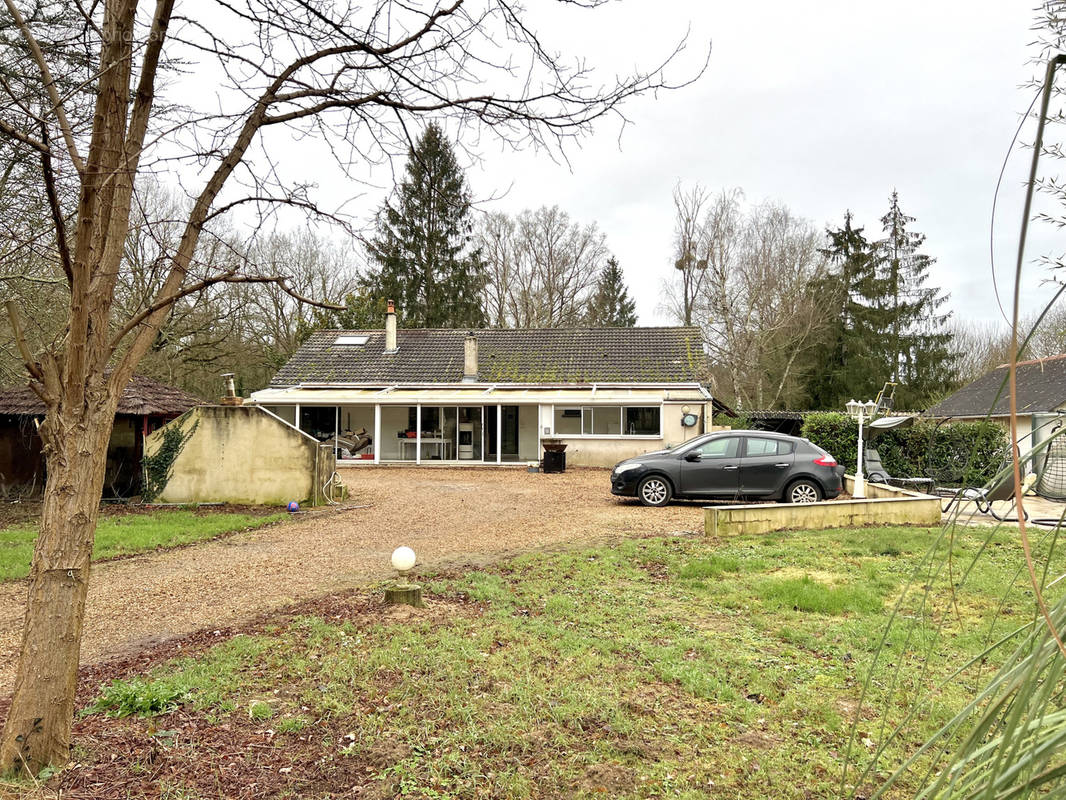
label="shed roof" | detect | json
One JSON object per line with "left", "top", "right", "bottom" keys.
{"left": 924, "top": 354, "right": 1066, "bottom": 418}
{"left": 0, "top": 375, "right": 202, "bottom": 417}
{"left": 270, "top": 327, "right": 710, "bottom": 387}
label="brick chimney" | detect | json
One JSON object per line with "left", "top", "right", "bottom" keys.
{"left": 463, "top": 335, "right": 478, "bottom": 383}
{"left": 385, "top": 300, "right": 398, "bottom": 353}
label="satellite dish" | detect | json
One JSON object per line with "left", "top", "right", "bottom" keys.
{"left": 681, "top": 413, "right": 699, "bottom": 428}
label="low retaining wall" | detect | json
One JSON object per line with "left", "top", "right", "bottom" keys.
{"left": 705, "top": 477, "right": 941, "bottom": 536}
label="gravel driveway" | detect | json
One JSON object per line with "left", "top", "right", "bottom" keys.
{"left": 0, "top": 467, "right": 705, "bottom": 693}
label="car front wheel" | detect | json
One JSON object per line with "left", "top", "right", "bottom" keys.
{"left": 785, "top": 479, "right": 821, "bottom": 504}
{"left": 637, "top": 475, "right": 672, "bottom": 507}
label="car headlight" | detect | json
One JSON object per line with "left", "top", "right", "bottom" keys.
{"left": 613, "top": 462, "right": 643, "bottom": 474}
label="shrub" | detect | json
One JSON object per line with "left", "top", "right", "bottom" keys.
{"left": 799, "top": 415, "right": 1008, "bottom": 488}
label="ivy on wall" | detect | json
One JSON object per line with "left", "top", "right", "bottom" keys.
{"left": 141, "top": 419, "right": 199, "bottom": 502}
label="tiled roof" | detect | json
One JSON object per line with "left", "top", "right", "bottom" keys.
{"left": 924, "top": 354, "right": 1066, "bottom": 417}
{"left": 270, "top": 327, "right": 709, "bottom": 387}
{"left": 0, "top": 375, "right": 202, "bottom": 417}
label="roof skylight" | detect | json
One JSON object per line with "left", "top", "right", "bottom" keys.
{"left": 334, "top": 335, "right": 369, "bottom": 346}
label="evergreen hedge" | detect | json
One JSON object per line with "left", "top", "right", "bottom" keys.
{"left": 799, "top": 412, "right": 1008, "bottom": 488}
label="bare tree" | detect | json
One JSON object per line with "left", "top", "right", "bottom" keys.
{"left": 479, "top": 205, "right": 610, "bottom": 327}
{"left": 697, "top": 198, "right": 827, "bottom": 409}
{"left": 0, "top": 0, "right": 697, "bottom": 774}
{"left": 661, "top": 184, "right": 717, "bottom": 326}
{"left": 479, "top": 210, "right": 518, "bottom": 327}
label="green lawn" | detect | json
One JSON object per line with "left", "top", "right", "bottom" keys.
{"left": 0, "top": 510, "right": 284, "bottom": 581}
{"left": 69, "top": 523, "right": 1062, "bottom": 799}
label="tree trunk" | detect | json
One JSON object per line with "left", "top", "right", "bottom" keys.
{"left": 0, "top": 403, "right": 114, "bottom": 775}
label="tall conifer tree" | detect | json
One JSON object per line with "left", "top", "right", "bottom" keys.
{"left": 364, "top": 124, "right": 486, "bottom": 327}
{"left": 873, "top": 191, "right": 955, "bottom": 407}
{"left": 805, "top": 212, "right": 886, "bottom": 408}
{"left": 585, "top": 257, "right": 637, "bottom": 327}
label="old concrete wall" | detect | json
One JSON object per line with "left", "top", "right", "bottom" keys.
{"left": 706, "top": 479, "right": 941, "bottom": 536}
{"left": 145, "top": 405, "right": 331, "bottom": 506}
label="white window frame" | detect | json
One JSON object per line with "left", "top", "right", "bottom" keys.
{"left": 549, "top": 404, "right": 662, "bottom": 439}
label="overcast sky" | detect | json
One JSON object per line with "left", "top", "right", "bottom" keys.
{"left": 439, "top": 1, "right": 1052, "bottom": 329}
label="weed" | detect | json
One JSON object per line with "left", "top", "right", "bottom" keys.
{"left": 89, "top": 677, "right": 189, "bottom": 718}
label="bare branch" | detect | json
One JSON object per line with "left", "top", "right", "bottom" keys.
{"left": 110, "top": 269, "right": 344, "bottom": 349}
{"left": 2, "top": 0, "right": 85, "bottom": 173}
{"left": 0, "top": 118, "right": 49, "bottom": 155}
{"left": 39, "top": 125, "right": 73, "bottom": 284}
{"left": 4, "top": 299, "right": 43, "bottom": 382}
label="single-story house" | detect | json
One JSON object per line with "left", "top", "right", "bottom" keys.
{"left": 251, "top": 304, "right": 725, "bottom": 468}
{"left": 924, "top": 354, "right": 1066, "bottom": 455}
{"left": 0, "top": 374, "right": 201, "bottom": 496}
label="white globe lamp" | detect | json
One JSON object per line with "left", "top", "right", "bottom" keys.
{"left": 385, "top": 546, "right": 422, "bottom": 607}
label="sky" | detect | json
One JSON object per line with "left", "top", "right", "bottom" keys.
{"left": 436, "top": 1, "right": 1055, "bottom": 329}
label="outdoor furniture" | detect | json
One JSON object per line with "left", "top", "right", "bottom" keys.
{"left": 863, "top": 447, "right": 934, "bottom": 491}
{"left": 941, "top": 478, "right": 1030, "bottom": 523}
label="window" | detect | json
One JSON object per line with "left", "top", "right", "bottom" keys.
{"left": 625, "top": 407, "right": 660, "bottom": 436}
{"left": 334, "top": 335, "right": 369, "bottom": 346}
{"left": 554, "top": 407, "right": 582, "bottom": 435}
{"left": 552, "top": 405, "right": 661, "bottom": 437}
{"left": 592, "top": 407, "right": 621, "bottom": 435}
{"left": 744, "top": 437, "right": 793, "bottom": 457}
{"left": 695, "top": 437, "right": 740, "bottom": 459}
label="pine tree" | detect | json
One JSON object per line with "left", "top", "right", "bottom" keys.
{"left": 363, "top": 124, "right": 486, "bottom": 327}
{"left": 585, "top": 258, "right": 637, "bottom": 327}
{"left": 873, "top": 191, "right": 955, "bottom": 407}
{"left": 804, "top": 212, "right": 888, "bottom": 408}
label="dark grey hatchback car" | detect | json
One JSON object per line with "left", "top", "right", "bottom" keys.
{"left": 610, "top": 430, "right": 845, "bottom": 507}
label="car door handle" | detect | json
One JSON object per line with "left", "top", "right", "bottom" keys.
{"left": 723, "top": 465, "right": 738, "bottom": 471}
{"left": 775, "top": 463, "right": 789, "bottom": 468}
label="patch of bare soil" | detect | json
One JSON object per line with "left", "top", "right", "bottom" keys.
{"left": 0, "top": 468, "right": 705, "bottom": 695}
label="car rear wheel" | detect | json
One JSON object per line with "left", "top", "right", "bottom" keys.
{"left": 785, "top": 479, "right": 821, "bottom": 504}
{"left": 637, "top": 475, "right": 672, "bottom": 507}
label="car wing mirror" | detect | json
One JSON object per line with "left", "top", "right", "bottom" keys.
{"left": 683, "top": 452, "right": 701, "bottom": 463}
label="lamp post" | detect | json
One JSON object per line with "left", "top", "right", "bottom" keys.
{"left": 845, "top": 399, "right": 879, "bottom": 499}
{"left": 385, "top": 546, "right": 422, "bottom": 607}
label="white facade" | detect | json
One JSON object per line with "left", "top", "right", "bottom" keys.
{"left": 250, "top": 383, "right": 714, "bottom": 468}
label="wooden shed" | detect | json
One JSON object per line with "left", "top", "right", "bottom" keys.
{"left": 0, "top": 375, "right": 201, "bottom": 498}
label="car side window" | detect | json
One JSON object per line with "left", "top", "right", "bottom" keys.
{"left": 695, "top": 437, "right": 740, "bottom": 459}
{"left": 745, "top": 437, "right": 793, "bottom": 457}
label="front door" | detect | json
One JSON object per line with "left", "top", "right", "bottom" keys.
{"left": 679, "top": 435, "right": 742, "bottom": 496}
{"left": 739, "top": 436, "right": 796, "bottom": 496}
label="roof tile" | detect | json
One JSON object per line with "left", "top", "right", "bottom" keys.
{"left": 271, "top": 327, "right": 709, "bottom": 386}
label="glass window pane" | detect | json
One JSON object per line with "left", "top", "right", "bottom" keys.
{"left": 592, "top": 406, "right": 621, "bottom": 435}
{"left": 624, "top": 407, "right": 660, "bottom": 436}
{"left": 554, "top": 407, "right": 582, "bottom": 435}
{"left": 582, "top": 408, "right": 593, "bottom": 434}
{"left": 745, "top": 437, "right": 785, "bottom": 457}
{"left": 696, "top": 437, "right": 740, "bottom": 458}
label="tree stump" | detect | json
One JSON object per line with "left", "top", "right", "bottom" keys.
{"left": 384, "top": 584, "right": 423, "bottom": 607}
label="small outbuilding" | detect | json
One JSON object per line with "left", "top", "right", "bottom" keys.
{"left": 0, "top": 374, "right": 201, "bottom": 497}
{"left": 924, "top": 354, "right": 1066, "bottom": 452}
